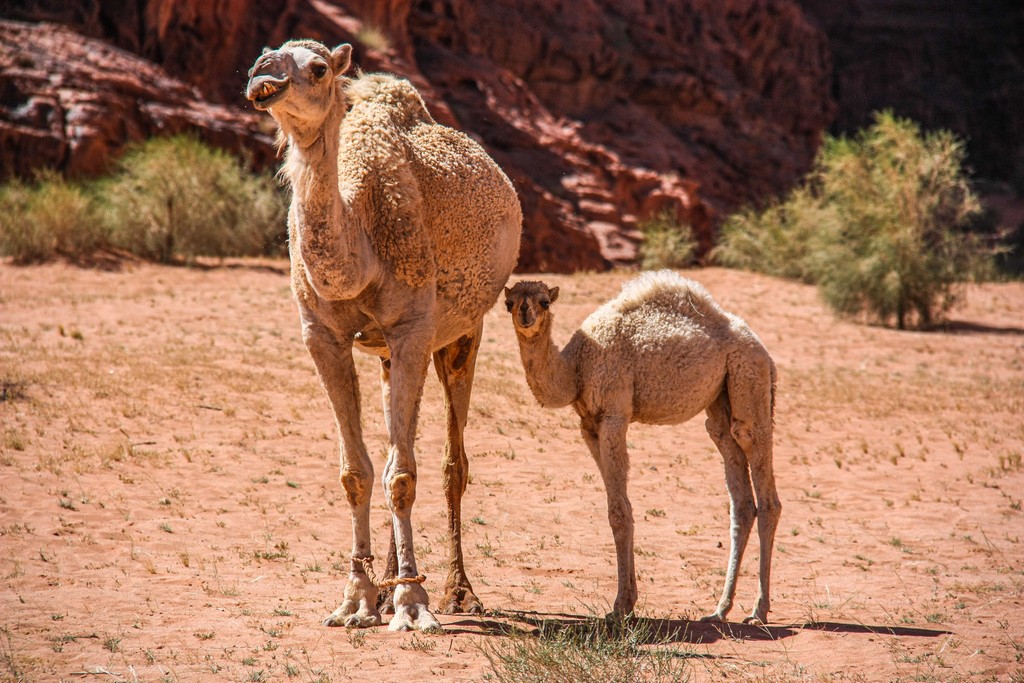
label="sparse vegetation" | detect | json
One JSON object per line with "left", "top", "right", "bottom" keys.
{"left": 716, "top": 111, "right": 991, "bottom": 329}
{"left": 400, "top": 634, "right": 438, "bottom": 652}
{"left": 713, "top": 185, "right": 829, "bottom": 283}
{"left": 637, "top": 209, "right": 697, "bottom": 270}
{"left": 0, "top": 136, "right": 286, "bottom": 264}
{"left": 482, "top": 617, "right": 691, "bottom": 683}
{"left": 0, "top": 172, "right": 106, "bottom": 264}
{"left": 102, "top": 136, "right": 286, "bottom": 263}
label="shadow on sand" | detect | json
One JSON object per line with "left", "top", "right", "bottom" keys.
{"left": 934, "top": 319, "right": 1024, "bottom": 336}
{"left": 445, "top": 609, "right": 793, "bottom": 645}
{"left": 443, "top": 609, "right": 951, "bottom": 645}
{"left": 4, "top": 252, "right": 290, "bottom": 276}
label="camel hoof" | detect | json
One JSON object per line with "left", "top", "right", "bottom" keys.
{"left": 377, "top": 586, "right": 396, "bottom": 614}
{"left": 389, "top": 615, "right": 442, "bottom": 633}
{"left": 603, "top": 611, "right": 637, "bottom": 637}
{"left": 323, "top": 608, "right": 381, "bottom": 629}
{"left": 388, "top": 583, "right": 442, "bottom": 633}
{"left": 605, "top": 600, "right": 636, "bottom": 624}
{"left": 604, "top": 610, "right": 627, "bottom": 623}
{"left": 699, "top": 612, "right": 727, "bottom": 624}
{"left": 439, "top": 587, "right": 483, "bottom": 615}
{"left": 742, "top": 614, "right": 768, "bottom": 627}
{"left": 388, "top": 608, "right": 442, "bottom": 633}
{"left": 324, "top": 573, "right": 381, "bottom": 628}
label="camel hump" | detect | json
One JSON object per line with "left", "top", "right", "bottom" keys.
{"left": 614, "top": 270, "right": 724, "bottom": 321}
{"left": 345, "top": 73, "right": 435, "bottom": 127}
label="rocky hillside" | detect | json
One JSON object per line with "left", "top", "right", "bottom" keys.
{"left": 1, "top": 0, "right": 836, "bottom": 271}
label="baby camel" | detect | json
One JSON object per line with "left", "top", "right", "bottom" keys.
{"left": 504, "top": 271, "right": 781, "bottom": 624}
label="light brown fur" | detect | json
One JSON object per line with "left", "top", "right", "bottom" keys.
{"left": 247, "top": 40, "right": 521, "bottom": 632}
{"left": 504, "top": 271, "right": 781, "bottom": 624}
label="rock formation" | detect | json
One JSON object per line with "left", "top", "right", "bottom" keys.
{"left": 0, "top": 20, "right": 276, "bottom": 179}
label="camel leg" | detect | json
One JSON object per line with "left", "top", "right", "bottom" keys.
{"left": 380, "top": 329, "right": 441, "bottom": 632}
{"left": 304, "top": 325, "right": 381, "bottom": 628}
{"left": 701, "top": 390, "right": 757, "bottom": 624}
{"left": 584, "top": 414, "right": 637, "bottom": 618}
{"left": 726, "top": 360, "right": 780, "bottom": 626}
{"left": 375, "top": 358, "right": 398, "bottom": 615}
{"left": 433, "top": 325, "right": 484, "bottom": 614}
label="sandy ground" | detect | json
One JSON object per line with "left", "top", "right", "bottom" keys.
{"left": 0, "top": 259, "right": 1022, "bottom": 682}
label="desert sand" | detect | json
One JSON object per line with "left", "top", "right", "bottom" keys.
{"left": 1, "top": 260, "right": 1022, "bottom": 681}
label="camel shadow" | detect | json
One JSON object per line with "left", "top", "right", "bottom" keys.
{"left": 446, "top": 609, "right": 796, "bottom": 646}
{"left": 795, "top": 620, "right": 952, "bottom": 638}
{"left": 444, "top": 610, "right": 951, "bottom": 645}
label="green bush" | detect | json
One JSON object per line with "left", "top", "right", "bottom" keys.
{"left": 638, "top": 209, "right": 697, "bottom": 270}
{"left": 812, "top": 112, "right": 986, "bottom": 328}
{"left": 0, "top": 137, "right": 287, "bottom": 265}
{"left": 714, "top": 186, "right": 831, "bottom": 283}
{"left": 0, "top": 172, "right": 106, "bottom": 263}
{"left": 716, "top": 111, "right": 988, "bottom": 329}
{"left": 102, "top": 136, "right": 285, "bottom": 263}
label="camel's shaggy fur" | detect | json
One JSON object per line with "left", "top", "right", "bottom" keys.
{"left": 247, "top": 40, "right": 521, "bottom": 632}
{"left": 505, "top": 270, "right": 781, "bottom": 624}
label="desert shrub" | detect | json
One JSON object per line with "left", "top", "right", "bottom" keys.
{"left": 0, "top": 172, "right": 106, "bottom": 263}
{"left": 638, "top": 209, "right": 697, "bottom": 270}
{"left": 714, "top": 186, "right": 830, "bottom": 283}
{"left": 482, "top": 617, "right": 691, "bottom": 683}
{"left": 994, "top": 220, "right": 1024, "bottom": 276}
{"left": 101, "top": 136, "right": 286, "bottom": 263}
{"left": 715, "top": 111, "right": 988, "bottom": 329}
{"left": 810, "top": 112, "right": 985, "bottom": 329}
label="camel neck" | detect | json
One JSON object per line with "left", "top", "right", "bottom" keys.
{"left": 284, "top": 115, "right": 378, "bottom": 300}
{"left": 516, "top": 319, "right": 579, "bottom": 409}
{"left": 289, "top": 119, "right": 340, "bottom": 178}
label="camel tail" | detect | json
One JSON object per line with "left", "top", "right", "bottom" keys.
{"left": 770, "top": 359, "right": 777, "bottom": 427}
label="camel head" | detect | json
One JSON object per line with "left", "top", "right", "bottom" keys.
{"left": 504, "top": 281, "right": 559, "bottom": 338}
{"left": 246, "top": 40, "right": 352, "bottom": 133}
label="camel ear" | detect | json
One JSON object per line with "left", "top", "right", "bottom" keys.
{"left": 262, "top": 46, "right": 273, "bottom": 55}
{"left": 548, "top": 287, "right": 559, "bottom": 303}
{"left": 504, "top": 286, "right": 512, "bottom": 298}
{"left": 331, "top": 44, "right": 353, "bottom": 74}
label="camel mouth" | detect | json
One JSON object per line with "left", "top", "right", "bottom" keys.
{"left": 247, "top": 78, "right": 289, "bottom": 110}
{"left": 515, "top": 312, "right": 537, "bottom": 330}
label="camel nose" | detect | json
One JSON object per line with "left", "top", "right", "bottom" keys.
{"left": 518, "top": 304, "right": 533, "bottom": 327}
{"left": 246, "top": 51, "right": 293, "bottom": 107}
{"left": 247, "top": 51, "right": 290, "bottom": 84}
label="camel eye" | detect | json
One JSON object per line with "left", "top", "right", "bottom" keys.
{"left": 505, "top": 300, "right": 513, "bottom": 312}
{"left": 540, "top": 300, "right": 550, "bottom": 309}
{"left": 312, "top": 63, "right": 328, "bottom": 79}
